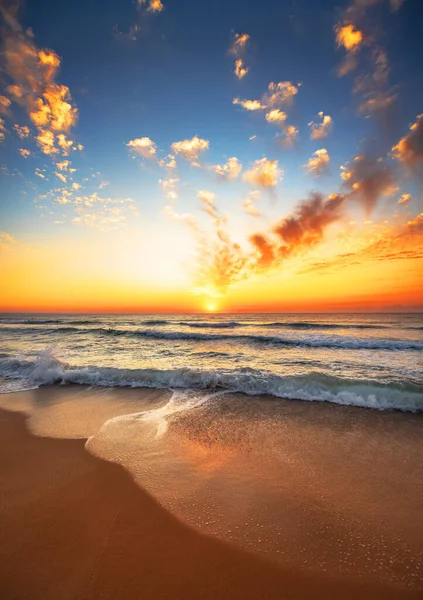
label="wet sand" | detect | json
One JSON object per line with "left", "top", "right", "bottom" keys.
{"left": 0, "top": 405, "right": 419, "bottom": 600}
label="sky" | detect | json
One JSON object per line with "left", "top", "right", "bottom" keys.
{"left": 0, "top": 0, "right": 422, "bottom": 313}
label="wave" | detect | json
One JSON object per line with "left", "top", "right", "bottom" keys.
{"left": 180, "top": 321, "right": 244, "bottom": 329}
{"left": 260, "top": 321, "right": 389, "bottom": 330}
{"left": 0, "top": 319, "right": 95, "bottom": 326}
{"left": 0, "top": 351, "right": 422, "bottom": 412}
{"left": 0, "top": 324, "right": 421, "bottom": 350}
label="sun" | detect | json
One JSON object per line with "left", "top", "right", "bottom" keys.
{"left": 205, "top": 300, "right": 218, "bottom": 312}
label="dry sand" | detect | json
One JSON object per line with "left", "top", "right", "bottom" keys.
{"left": 0, "top": 406, "right": 420, "bottom": 600}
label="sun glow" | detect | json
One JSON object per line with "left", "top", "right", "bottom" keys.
{"left": 205, "top": 300, "right": 218, "bottom": 312}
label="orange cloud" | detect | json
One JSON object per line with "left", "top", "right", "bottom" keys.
{"left": 18, "top": 148, "right": 31, "bottom": 158}
{"left": 309, "top": 112, "right": 333, "bottom": 139}
{"left": 0, "top": 95, "right": 11, "bottom": 115}
{"left": 54, "top": 171, "right": 67, "bottom": 183}
{"left": 0, "top": 118, "right": 6, "bottom": 143}
{"left": 229, "top": 33, "right": 250, "bottom": 56}
{"left": 13, "top": 124, "right": 30, "bottom": 138}
{"left": 305, "top": 149, "right": 330, "bottom": 177}
{"left": 171, "top": 135, "right": 209, "bottom": 164}
{"left": 336, "top": 24, "right": 363, "bottom": 51}
{"left": 1, "top": 8, "right": 78, "bottom": 156}
{"left": 265, "top": 109, "right": 287, "bottom": 128}
{"left": 137, "top": 0, "right": 164, "bottom": 12}
{"left": 127, "top": 137, "right": 157, "bottom": 159}
{"left": 263, "top": 81, "right": 299, "bottom": 107}
{"left": 233, "top": 98, "right": 265, "bottom": 111}
{"left": 234, "top": 59, "right": 248, "bottom": 80}
{"left": 243, "top": 158, "right": 281, "bottom": 188}
{"left": 392, "top": 114, "right": 423, "bottom": 167}
{"left": 36, "top": 129, "right": 58, "bottom": 155}
{"left": 211, "top": 157, "right": 242, "bottom": 180}
{"left": 281, "top": 124, "right": 299, "bottom": 147}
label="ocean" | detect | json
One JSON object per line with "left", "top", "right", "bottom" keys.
{"left": 1, "top": 313, "right": 423, "bottom": 588}
{"left": 0, "top": 313, "right": 422, "bottom": 410}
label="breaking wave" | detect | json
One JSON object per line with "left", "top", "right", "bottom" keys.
{"left": 0, "top": 325, "right": 421, "bottom": 350}
{"left": 0, "top": 351, "right": 422, "bottom": 412}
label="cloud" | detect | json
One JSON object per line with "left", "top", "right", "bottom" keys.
{"left": 72, "top": 194, "right": 138, "bottom": 231}
{"left": 0, "top": 6, "right": 78, "bottom": 156}
{"left": 54, "top": 171, "right": 67, "bottom": 183}
{"left": 211, "top": 157, "right": 242, "bottom": 180}
{"left": 242, "top": 191, "right": 262, "bottom": 217}
{"left": 55, "top": 160, "right": 71, "bottom": 171}
{"left": 305, "top": 149, "right": 330, "bottom": 176}
{"left": 0, "top": 118, "right": 6, "bottom": 143}
{"left": 341, "top": 155, "right": 396, "bottom": 215}
{"left": 234, "top": 81, "right": 299, "bottom": 113}
{"left": 171, "top": 135, "right": 209, "bottom": 164}
{"left": 265, "top": 109, "right": 287, "bottom": 128}
{"left": 309, "top": 112, "right": 333, "bottom": 139}
{"left": 392, "top": 114, "right": 423, "bottom": 167}
{"left": 18, "top": 148, "right": 30, "bottom": 158}
{"left": 162, "top": 205, "right": 200, "bottom": 231}
{"left": 336, "top": 24, "right": 363, "bottom": 52}
{"left": 0, "top": 231, "right": 19, "bottom": 250}
{"left": 193, "top": 191, "right": 346, "bottom": 296}
{"left": 36, "top": 129, "right": 58, "bottom": 155}
{"left": 14, "top": 124, "right": 30, "bottom": 138}
{"left": 57, "top": 133, "right": 82, "bottom": 156}
{"left": 407, "top": 212, "right": 423, "bottom": 232}
{"left": 127, "top": 137, "right": 157, "bottom": 160}
{"left": 0, "top": 95, "right": 11, "bottom": 115}
{"left": 229, "top": 33, "right": 250, "bottom": 56}
{"left": 398, "top": 193, "right": 412, "bottom": 206}
{"left": 243, "top": 157, "right": 281, "bottom": 188}
{"left": 158, "top": 154, "right": 176, "bottom": 170}
{"left": 137, "top": 0, "right": 164, "bottom": 12}
{"left": 198, "top": 190, "right": 218, "bottom": 220}
{"left": 160, "top": 177, "right": 179, "bottom": 201}
{"left": 281, "top": 124, "right": 299, "bottom": 146}
{"left": 263, "top": 81, "right": 299, "bottom": 107}
{"left": 233, "top": 98, "right": 265, "bottom": 111}
{"left": 234, "top": 59, "right": 248, "bottom": 80}
{"left": 335, "top": 24, "right": 364, "bottom": 77}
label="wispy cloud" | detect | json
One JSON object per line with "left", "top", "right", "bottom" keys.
{"left": 233, "top": 98, "right": 265, "bottom": 111}
{"left": 0, "top": 231, "right": 19, "bottom": 250}
{"left": 242, "top": 191, "right": 262, "bottom": 217}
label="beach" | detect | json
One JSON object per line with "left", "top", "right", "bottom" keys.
{"left": 0, "top": 384, "right": 422, "bottom": 599}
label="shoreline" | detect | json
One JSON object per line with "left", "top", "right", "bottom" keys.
{"left": 0, "top": 394, "right": 422, "bottom": 598}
